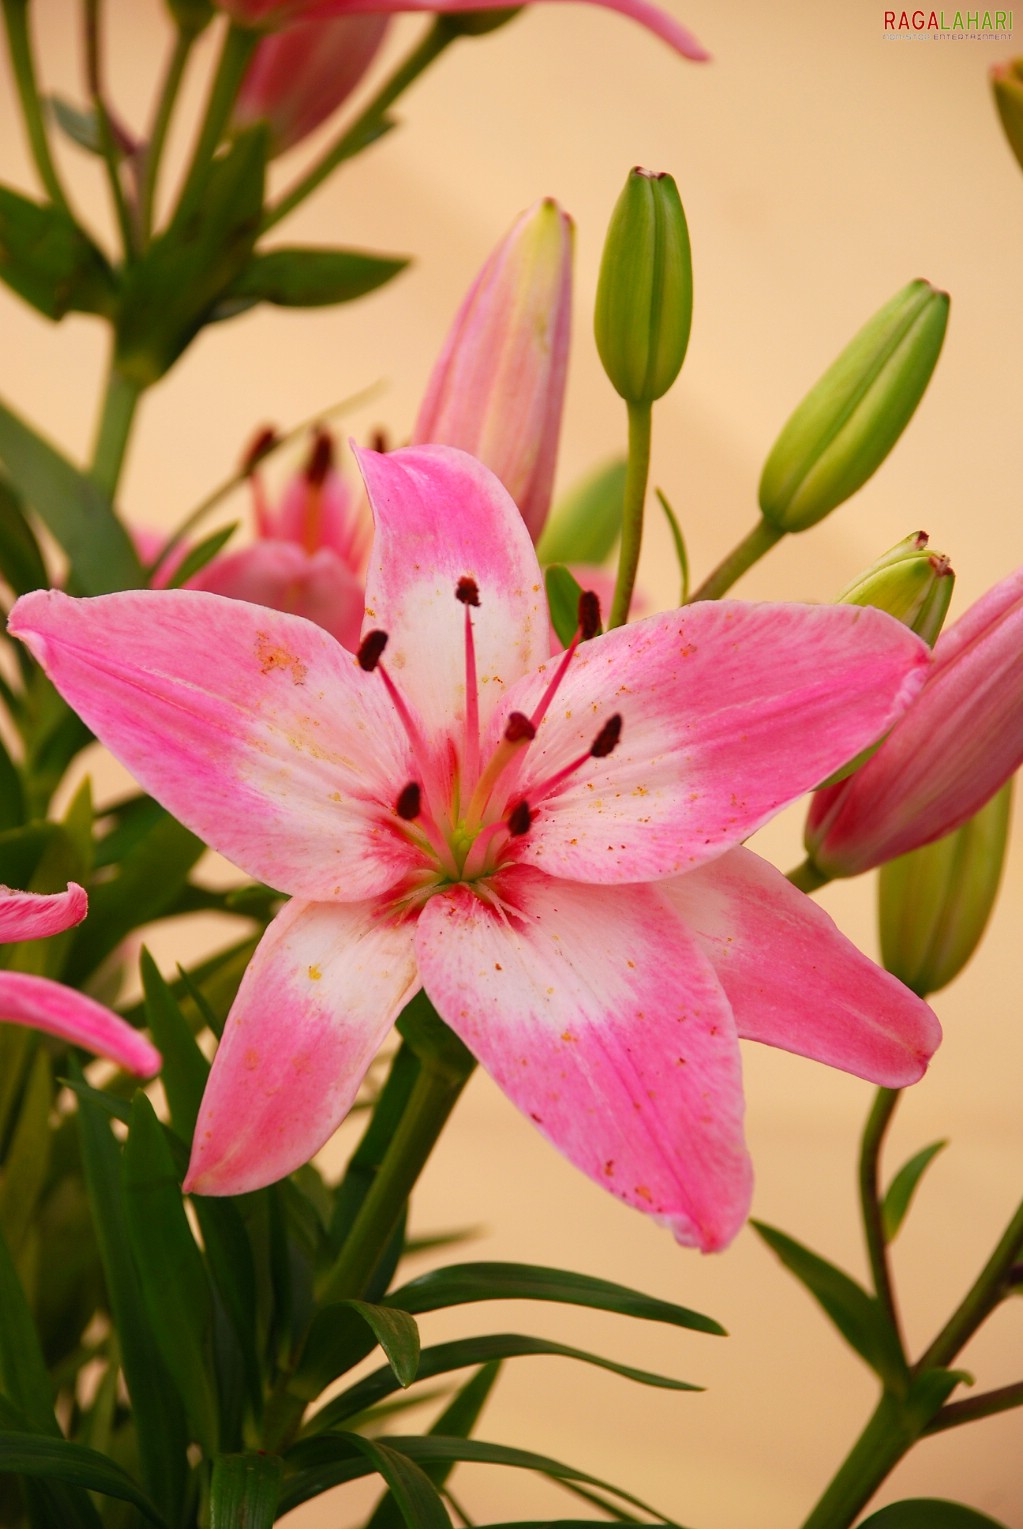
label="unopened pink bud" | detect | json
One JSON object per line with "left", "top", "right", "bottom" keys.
{"left": 413, "top": 198, "right": 573, "bottom": 542}
{"left": 232, "top": 13, "right": 389, "bottom": 156}
{"left": 805, "top": 565, "right": 1023, "bottom": 876}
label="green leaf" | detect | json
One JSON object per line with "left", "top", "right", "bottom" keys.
{"left": 0, "top": 730, "right": 23, "bottom": 833}
{"left": 752, "top": 1221, "right": 907, "bottom": 1388}
{"left": 225, "top": 246, "right": 408, "bottom": 310}
{"left": 47, "top": 97, "right": 105, "bottom": 156}
{"left": 209, "top": 1452, "right": 282, "bottom": 1529}
{"left": 386, "top": 1262, "right": 724, "bottom": 1337}
{"left": 858, "top": 1501, "right": 1010, "bottom": 1528}
{"left": 309, "top": 1332, "right": 701, "bottom": 1434}
{"left": 0, "top": 184, "right": 117, "bottom": 320}
{"left": 0, "top": 471, "right": 48, "bottom": 596}
{"left": 882, "top": 1141, "right": 948, "bottom": 1242}
{"left": 537, "top": 458, "right": 626, "bottom": 566}
{"left": 0, "top": 1399, "right": 107, "bottom": 1529}
{"left": 655, "top": 488, "right": 689, "bottom": 604}
{"left": 0, "top": 396, "right": 143, "bottom": 593}
{"left": 0, "top": 1049, "right": 52, "bottom": 1257}
{"left": 338, "top": 1435, "right": 455, "bottom": 1529}
{"left": 0, "top": 1433, "right": 168, "bottom": 1525}
{"left": 116, "top": 126, "right": 267, "bottom": 384}
{"left": 140, "top": 949, "right": 210, "bottom": 1141}
{"left": 293, "top": 1301, "right": 421, "bottom": 1401}
{"left": 166, "top": 522, "right": 237, "bottom": 587}
{"left": 122, "top": 1092, "right": 218, "bottom": 1452}
{"left": 328, "top": 1042, "right": 421, "bottom": 1261}
{"left": 545, "top": 565, "right": 587, "bottom": 648}
{"left": 0, "top": 1220, "right": 59, "bottom": 1432}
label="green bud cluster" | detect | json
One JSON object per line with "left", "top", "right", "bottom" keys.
{"left": 835, "top": 531, "right": 954, "bottom": 647}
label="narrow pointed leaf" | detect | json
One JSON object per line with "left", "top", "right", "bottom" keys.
{"left": 655, "top": 488, "right": 689, "bottom": 603}
{"left": 537, "top": 459, "right": 626, "bottom": 566}
{"left": 225, "top": 247, "right": 408, "bottom": 309}
{"left": 0, "top": 1400, "right": 106, "bottom": 1529}
{"left": 0, "top": 1049, "right": 52, "bottom": 1256}
{"left": 140, "top": 949, "right": 210, "bottom": 1140}
{"left": 859, "top": 1502, "right": 1010, "bottom": 1528}
{"left": 47, "top": 97, "right": 105, "bottom": 156}
{"left": 209, "top": 1452, "right": 282, "bottom": 1529}
{"left": 166, "top": 523, "right": 238, "bottom": 587}
{"left": 752, "top": 1221, "right": 906, "bottom": 1387}
{"left": 545, "top": 565, "right": 588, "bottom": 648}
{"left": 0, "top": 1221, "right": 58, "bottom": 1432}
{"left": 0, "top": 185, "right": 117, "bottom": 320}
{"left": 0, "top": 1433, "right": 167, "bottom": 1525}
{"left": 293, "top": 1300, "right": 420, "bottom": 1400}
{"left": 882, "top": 1141, "right": 948, "bottom": 1241}
{"left": 0, "top": 472, "right": 48, "bottom": 595}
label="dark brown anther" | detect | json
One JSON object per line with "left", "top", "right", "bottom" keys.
{"left": 577, "top": 589, "right": 602, "bottom": 641}
{"left": 590, "top": 713, "right": 623, "bottom": 758}
{"left": 456, "top": 576, "right": 481, "bottom": 607}
{"left": 241, "top": 425, "right": 279, "bottom": 476}
{"left": 305, "top": 428, "right": 334, "bottom": 485}
{"left": 507, "top": 799, "right": 534, "bottom": 837}
{"left": 357, "top": 630, "right": 389, "bottom": 672}
{"left": 396, "top": 782, "right": 422, "bottom": 820}
{"left": 369, "top": 427, "right": 389, "bottom": 455}
{"left": 504, "top": 711, "right": 537, "bottom": 743}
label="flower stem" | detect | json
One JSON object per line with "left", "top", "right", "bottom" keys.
{"left": 859, "top": 1087, "right": 903, "bottom": 1343}
{"left": 786, "top": 858, "right": 830, "bottom": 894}
{"left": 916, "top": 1190, "right": 1023, "bottom": 1372}
{"left": 90, "top": 361, "right": 142, "bottom": 501}
{"left": 169, "top": 21, "right": 257, "bottom": 233}
{"left": 261, "top": 19, "right": 458, "bottom": 233}
{"left": 2, "top": 0, "right": 74, "bottom": 216}
{"left": 139, "top": 23, "right": 196, "bottom": 243}
{"left": 924, "top": 1380, "right": 1023, "bottom": 1435}
{"left": 688, "top": 518, "right": 784, "bottom": 602}
{"left": 607, "top": 401, "right": 652, "bottom": 630}
{"left": 800, "top": 1393, "right": 920, "bottom": 1529}
{"left": 84, "top": 0, "right": 136, "bottom": 257}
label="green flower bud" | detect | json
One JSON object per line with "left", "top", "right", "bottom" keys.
{"left": 879, "top": 779, "right": 1013, "bottom": 997}
{"left": 758, "top": 279, "right": 949, "bottom": 532}
{"left": 991, "top": 59, "right": 1023, "bottom": 177}
{"left": 594, "top": 167, "right": 693, "bottom": 406}
{"left": 835, "top": 531, "right": 954, "bottom": 647}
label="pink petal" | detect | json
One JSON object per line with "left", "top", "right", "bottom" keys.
{"left": 184, "top": 897, "right": 418, "bottom": 1195}
{"left": 356, "top": 445, "right": 550, "bottom": 739}
{"left": 0, "top": 882, "right": 87, "bottom": 943}
{"left": 415, "top": 868, "right": 751, "bottom": 1251}
{"left": 9, "top": 589, "right": 419, "bottom": 903}
{"left": 807, "top": 566, "right": 1023, "bottom": 875}
{"left": 501, "top": 600, "right": 929, "bottom": 884}
{"left": 661, "top": 848, "right": 941, "bottom": 1085}
{"left": 192, "top": 539, "right": 365, "bottom": 651}
{"left": 0, "top": 971, "right": 160, "bottom": 1076}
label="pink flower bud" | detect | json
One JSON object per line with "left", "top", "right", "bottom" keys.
{"left": 413, "top": 198, "right": 573, "bottom": 543}
{"left": 805, "top": 566, "right": 1023, "bottom": 876}
{"left": 232, "top": 13, "right": 389, "bottom": 156}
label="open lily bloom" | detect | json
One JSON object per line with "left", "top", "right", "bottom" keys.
{"left": 0, "top": 884, "right": 161, "bottom": 1076}
{"left": 10, "top": 447, "right": 939, "bottom": 1250}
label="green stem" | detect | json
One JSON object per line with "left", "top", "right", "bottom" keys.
{"left": 607, "top": 401, "right": 652, "bottom": 630}
{"left": 139, "top": 24, "right": 195, "bottom": 242}
{"left": 859, "top": 1087, "right": 903, "bottom": 1343}
{"left": 800, "top": 1393, "right": 920, "bottom": 1529}
{"left": 924, "top": 1380, "right": 1023, "bottom": 1435}
{"left": 90, "top": 362, "right": 142, "bottom": 500}
{"left": 786, "top": 858, "right": 830, "bottom": 894}
{"left": 316, "top": 1046, "right": 474, "bottom": 1307}
{"left": 169, "top": 21, "right": 257, "bottom": 233}
{"left": 84, "top": 0, "right": 136, "bottom": 257}
{"left": 916, "top": 1191, "right": 1023, "bottom": 1372}
{"left": 688, "top": 518, "right": 784, "bottom": 602}
{"left": 261, "top": 19, "right": 457, "bottom": 233}
{"left": 2, "top": 0, "right": 74, "bottom": 215}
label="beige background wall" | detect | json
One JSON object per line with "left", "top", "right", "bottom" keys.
{"left": 3, "top": 1, "right": 1023, "bottom": 1524}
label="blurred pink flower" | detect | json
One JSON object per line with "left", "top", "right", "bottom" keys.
{"left": 0, "top": 884, "right": 160, "bottom": 1075}
{"left": 12, "top": 447, "right": 939, "bottom": 1251}
{"left": 233, "top": 13, "right": 390, "bottom": 156}
{"left": 806, "top": 566, "right": 1023, "bottom": 876}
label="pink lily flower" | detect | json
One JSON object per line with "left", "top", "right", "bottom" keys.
{"left": 9, "top": 447, "right": 939, "bottom": 1250}
{"left": 214, "top": 0, "right": 710, "bottom": 62}
{"left": 806, "top": 566, "right": 1023, "bottom": 877}
{"left": 412, "top": 198, "right": 573, "bottom": 544}
{"left": 232, "top": 14, "right": 390, "bottom": 157}
{"left": 0, "top": 884, "right": 161, "bottom": 1076}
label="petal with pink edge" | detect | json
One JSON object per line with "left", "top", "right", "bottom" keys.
{"left": 661, "top": 847, "right": 941, "bottom": 1085}
{"left": 415, "top": 867, "right": 751, "bottom": 1252}
{"left": 0, "top": 971, "right": 160, "bottom": 1075}
{"left": 500, "top": 600, "right": 929, "bottom": 884}
{"left": 184, "top": 897, "right": 419, "bottom": 1196}
{"left": 9, "top": 589, "right": 420, "bottom": 902}
{"left": 356, "top": 445, "right": 549, "bottom": 738}
{"left": 0, "top": 882, "right": 87, "bottom": 943}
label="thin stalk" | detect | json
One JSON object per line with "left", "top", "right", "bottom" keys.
{"left": 262, "top": 19, "right": 457, "bottom": 232}
{"left": 139, "top": 23, "right": 195, "bottom": 241}
{"left": 859, "top": 1087, "right": 903, "bottom": 1343}
{"left": 90, "top": 361, "right": 142, "bottom": 500}
{"left": 316, "top": 1054, "right": 472, "bottom": 1307}
{"left": 688, "top": 518, "right": 784, "bottom": 602}
{"left": 84, "top": 0, "right": 136, "bottom": 257}
{"left": 924, "top": 1380, "right": 1023, "bottom": 1435}
{"left": 607, "top": 401, "right": 652, "bottom": 630}
{"left": 169, "top": 21, "right": 257, "bottom": 233}
{"left": 916, "top": 1191, "right": 1023, "bottom": 1372}
{"left": 787, "top": 858, "right": 830, "bottom": 894}
{"left": 800, "top": 1393, "right": 919, "bottom": 1529}
{"left": 2, "top": 0, "right": 74, "bottom": 215}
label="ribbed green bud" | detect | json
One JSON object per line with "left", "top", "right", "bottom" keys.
{"left": 594, "top": 167, "right": 693, "bottom": 406}
{"left": 879, "top": 780, "right": 1013, "bottom": 997}
{"left": 759, "top": 279, "right": 949, "bottom": 532}
{"left": 835, "top": 531, "right": 954, "bottom": 647}
{"left": 992, "top": 59, "right": 1023, "bottom": 176}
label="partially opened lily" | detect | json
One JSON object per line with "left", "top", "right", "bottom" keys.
{"left": 0, "top": 884, "right": 161, "bottom": 1076}
{"left": 10, "top": 447, "right": 939, "bottom": 1250}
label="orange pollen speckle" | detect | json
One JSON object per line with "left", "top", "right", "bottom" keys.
{"left": 308, "top": 964, "right": 322, "bottom": 980}
{"left": 561, "top": 1030, "right": 577, "bottom": 1043}
{"left": 243, "top": 1048, "right": 260, "bottom": 1070}
{"left": 635, "top": 1185, "right": 653, "bottom": 1202}
{"left": 256, "top": 632, "right": 308, "bottom": 684}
